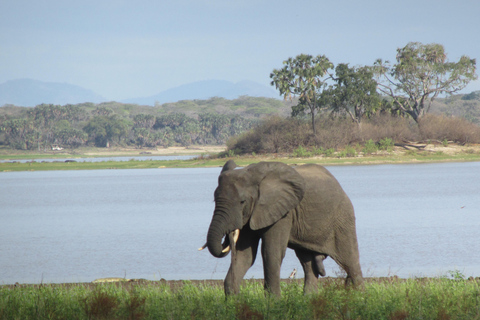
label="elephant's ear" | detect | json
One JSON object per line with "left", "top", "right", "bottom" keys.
{"left": 249, "top": 162, "right": 305, "bottom": 230}
{"left": 221, "top": 160, "right": 237, "bottom": 174}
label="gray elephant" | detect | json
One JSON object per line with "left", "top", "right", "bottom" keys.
{"left": 200, "top": 160, "right": 363, "bottom": 296}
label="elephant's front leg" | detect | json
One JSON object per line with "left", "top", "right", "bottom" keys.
{"left": 261, "top": 216, "right": 292, "bottom": 296}
{"left": 224, "top": 226, "right": 260, "bottom": 295}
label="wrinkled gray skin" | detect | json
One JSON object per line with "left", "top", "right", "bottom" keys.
{"left": 205, "top": 160, "right": 363, "bottom": 296}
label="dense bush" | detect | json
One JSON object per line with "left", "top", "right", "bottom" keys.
{"left": 228, "top": 113, "right": 480, "bottom": 155}
{"left": 228, "top": 117, "right": 311, "bottom": 154}
{"left": 418, "top": 114, "right": 480, "bottom": 144}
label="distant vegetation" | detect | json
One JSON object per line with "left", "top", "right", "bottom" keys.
{"left": 1, "top": 92, "right": 480, "bottom": 152}
{"left": 228, "top": 112, "right": 480, "bottom": 156}
{"left": 0, "top": 96, "right": 294, "bottom": 150}
{"left": 1, "top": 42, "right": 478, "bottom": 154}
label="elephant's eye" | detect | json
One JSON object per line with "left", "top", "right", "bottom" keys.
{"left": 240, "top": 200, "right": 246, "bottom": 205}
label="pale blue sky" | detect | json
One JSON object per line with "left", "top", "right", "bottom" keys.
{"left": 1, "top": 0, "right": 479, "bottom": 101}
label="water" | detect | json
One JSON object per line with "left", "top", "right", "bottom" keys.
{"left": 0, "top": 155, "right": 197, "bottom": 163}
{"left": 1, "top": 162, "right": 479, "bottom": 284}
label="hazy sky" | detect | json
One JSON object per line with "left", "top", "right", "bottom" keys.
{"left": 1, "top": 0, "right": 479, "bottom": 101}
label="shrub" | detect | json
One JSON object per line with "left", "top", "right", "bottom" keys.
{"left": 227, "top": 113, "right": 480, "bottom": 155}
{"left": 324, "top": 148, "right": 335, "bottom": 157}
{"left": 227, "top": 116, "right": 311, "bottom": 154}
{"left": 379, "top": 137, "right": 394, "bottom": 152}
{"left": 418, "top": 114, "right": 480, "bottom": 144}
{"left": 314, "top": 117, "right": 358, "bottom": 149}
{"left": 362, "top": 139, "right": 378, "bottom": 154}
{"left": 359, "top": 114, "right": 419, "bottom": 142}
{"left": 338, "top": 145, "right": 357, "bottom": 158}
{"left": 292, "top": 145, "right": 311, "bottom": 158}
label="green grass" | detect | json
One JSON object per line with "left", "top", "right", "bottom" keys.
{"left": 1, "top": 278, "right": 480, "bottom": 319}
{"left": 2, "top": 151, "right": 480, "bottom": 172}
{"left": 1, "top": 144, "right": 480, "bottom": 172}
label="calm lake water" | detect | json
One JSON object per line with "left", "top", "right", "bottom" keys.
{"left": 0, "top": 155, "right": 197, "bottom": 163}
{"left": 1, "top": 162, "right": 480, "bottom": 284}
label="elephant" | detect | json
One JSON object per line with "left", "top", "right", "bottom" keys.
{"left": 200, "top": 160, "right": 363, "bottom": 296}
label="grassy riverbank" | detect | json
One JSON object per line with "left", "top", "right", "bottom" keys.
{"left": 1, "top": 144, "right": 480, "bottom": 172}
{"left": 2, "top": 277, "right": 480, "bottom": 319}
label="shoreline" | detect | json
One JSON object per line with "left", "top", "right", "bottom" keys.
{"left": 3, "top": 275, "right": 473, "bottom": 289}
{"left": 1, "top": 144, "right": 480, "bottom": 172}
{"left": 0, "top": 145, "right": 227, "bottom": 160}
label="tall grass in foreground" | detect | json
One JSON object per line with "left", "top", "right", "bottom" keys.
{"left": 1, "top": 278, "right": 480, "bottom": 319}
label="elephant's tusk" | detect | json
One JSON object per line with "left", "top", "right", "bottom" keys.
{"left": 198, "top": 243, "right": 207, "bottom": 251}
{"left": 222, "top": 246, "right": 231, "bottom": 253}
{"left": 221, "top": 229, "right": 240, "bottom": 253}
{"left": 233, "top": 229, "right": 240, "bottom": 244}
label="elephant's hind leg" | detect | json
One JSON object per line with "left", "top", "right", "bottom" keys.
{"left": 295, "top": 249, "right": 326, "bottom": 294}
{"left": 330, "top": 253, "right": 363, "bottom": 287}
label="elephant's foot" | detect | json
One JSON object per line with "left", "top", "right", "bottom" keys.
{"left": 263, "top": 280, "right": 282, "bottom": 297}
{"left": 345, "top": 273, "right": 364, "bottom": 287}
{"left": 303, "top": 277, "right": 319, "bottom": 295}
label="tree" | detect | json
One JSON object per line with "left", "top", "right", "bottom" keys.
{"left": 199, "top": 113, "right": 230, "bottom": 145}
{"left": 154, "top": 113, "right": 200, "bottom": 146}
{"left": 133, "top": 114, "right": 156, "bottom": 129}
{"left": 374, "top": 42, "right": 477, "bottom": 122}
{"left": 53, "top": 127, "right": 87, "bottom": 148}
{"left": 83, "top": 115, "right": 130, "bottom": 147}
{"left": 270, "top": 54, "right": 333, "bottom": 135}
{"left": 324, "top": 64, "right": 381, "bottom": 125}
{"left": 1, "top": 119, "right": 38, "bottom": 150}
{"left": 131, "top": 114, "right": 157, "bottom": 148}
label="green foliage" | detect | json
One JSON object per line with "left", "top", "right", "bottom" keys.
{"left": 446, "top": 269, "right": 466, "bottom": 280}
{"left": 323, "top": 148, "right": 335, "bottom": 157}
{"left": 462, "top": 90, "right": 480, "bottom": 101}
{"left": 337, "top": 145, "right": 357, "bottom": 158}
{"left": 292, "top": 145, "right": 311, "bottom": 158}
{"left": 155, "top": 96, "right": 291, "bottom": 119}
{"left": 2, "top": 279, "right": 480, "bottom": 319}
{"left": 0, "top": 101, "right": 262, "bottom": 150}
{"left": 227, "top": 149, "right": 236, "bottom": 157}
{"left": 379, "top": 137, "right": 394, "bottom": 151}
{"left": 0, "top": 118, "right": 38, "bottom": 150}
{"left": 362, "top": 139, "right": 378, "bottom": 154}
{"left": 374, "top": 42, "right": 478, "bottom": 122}
{"left": 83, "top": 115, "right": 130, "bottom": 147}
{"left": 324, "top": 64, "right": 381, "bottom": 124}
{"left": 270, "top": 53, "right": 334, "bottom": 135}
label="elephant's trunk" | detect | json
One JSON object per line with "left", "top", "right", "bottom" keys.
{"left": 206, "top": 204, "right": 241, "bottom": 258}
{"left": 206, "top": 217, "right": 228, "bottom": 258}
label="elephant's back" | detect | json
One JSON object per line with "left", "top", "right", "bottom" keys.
{"left": 295, "top": 164, "right": 341, "bottom": 188}
{"left": 294, "top": 163, "right": 353, "bottom": 213}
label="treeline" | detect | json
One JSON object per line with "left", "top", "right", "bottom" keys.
{"left": 0, "top": 96, "right": 296, "bottom": 150}
{"left": 1, "top": 91, "right": 480, "bottom": 152}
{"left": 0, "top": 103, "right": 261, "bottom": 150}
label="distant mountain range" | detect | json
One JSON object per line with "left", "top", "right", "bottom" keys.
{"left": 0, "top": 79, "right": 279, "bottom": 107}
{"left": 0, "top": 79, "right": 107, "bottom": 107}
{"left": 122, "top": 80, "right": 279, "bottom": 105}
